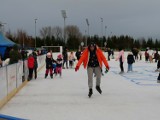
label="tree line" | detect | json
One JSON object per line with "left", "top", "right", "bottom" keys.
{"left": 5, "top": 25, "right": 160, "bottom": 50}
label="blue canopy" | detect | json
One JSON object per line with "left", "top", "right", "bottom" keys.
{"left": 0, "top": 32, "right": 15, "bottom": 58}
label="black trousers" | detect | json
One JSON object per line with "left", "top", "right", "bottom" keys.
{"left": 120, "top": 61, "right": 124, "bottom": 72}
{"left": 63, "top": 59, "right": 68, "bottom": 68}
{"left": 28, "top": 68, "right": 34, "bottom": 80}
{"left": 34, "top": 68, "right": 37, "bottom": 79}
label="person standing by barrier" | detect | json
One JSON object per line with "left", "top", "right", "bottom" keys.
{"left": 27, "top": 54, "right": 35, "bottom": 81}
{"left": 116, "top": 48, "right": 125, "bottom": 74}
{"left": 9, "top": 45, "right": 22, "bottom": 64}
{"left": 33, "top": 50, "right": 38, "bottom": 79}
{"left": 75, "top": 49, "right": 81, "bottom": 61}
{"left": 75, "top": 42, "right": 109, "bottom": 98}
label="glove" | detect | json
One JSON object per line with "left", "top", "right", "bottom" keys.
{"left": 105, "top": 67, "right": 109, "bottom": 73}
{"left": 75, "top": 66, "right": 79, "bottom": 72}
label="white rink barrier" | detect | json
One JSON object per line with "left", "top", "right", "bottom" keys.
{"left": 0, "top": 54, "right": 47, "bottom": 109}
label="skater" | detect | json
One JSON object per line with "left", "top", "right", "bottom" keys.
{"left": 55, "top": 54, "right": 63, "bottom": 77}
{"left": 69, "top": 51, "right": 76, "bottom": 68}
{"left": 145, "top": 49, "right": 149, "bottom": 62}
{"left": 45, "top": 52, "right": 55, "bottom": 79}
{"left": 116, "top": 48, "right": 125, "bottom": 74}
{"left": 157, "top": 57, "right": 160, "bottom": 83}
{"left": 27, "top": 54, "right": 35, "bottom": 81}
{"left": 153, "top": 49, "right": 159, "bottom": 62}
{"left": 75, "top": 49, "right": 81, "bottom": 61}
{"left": 127, "top": 52, "right": 135, "bottom": 72}
{"left": 75, "top": 42, "right": 109, "bottom": 98}
{"left": 148, "top": 48, "right": 153, "bottom": 63}
{"left": 62, "top": 47, "right": 68, "bottom": 69}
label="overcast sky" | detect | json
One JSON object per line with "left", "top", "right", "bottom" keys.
{"left": 1, "top": 0, "right": 160, "bottom": 39}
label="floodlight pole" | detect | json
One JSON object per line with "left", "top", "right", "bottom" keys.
{"left": 86, "top": 18, "right": 89, "bottom": 46}
{"left": 34, "top": 18, "right": 37, "bottom": 48}
{"left": 61, "top": 10, "right": 67, "bottom": 43}
{"left": 101, "top": 18, "right": 103, "bottom": 47}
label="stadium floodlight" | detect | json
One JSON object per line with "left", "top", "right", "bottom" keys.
{"left": 85, "top": 18, "right": 90, "bottom": 46}
{"left": 61, "top": 10, "right": 67, "bottom": 43}
{"left": 34, "top": 18, "right": 38, "bottom": 48}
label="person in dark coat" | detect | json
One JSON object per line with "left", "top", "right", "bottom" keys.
{"left": 32, "top": 50, "right": 38, "bottom": 79}
{"left": 62, "top": 47, "right": 68, "bottom": 69}
{"left": 75, "top": 49, "right": 81, "bottom": 61}
{"left": 127, "top": 52, "right": 135, "bottom": 72}
{"left": 45, "top": 52, "right": 54, "bottom": 79}
{"left": 154, "top": 49, "right": 159, "bottom": 62}
{"left": 157, "top": 56, "right": 160, "bottom": 83}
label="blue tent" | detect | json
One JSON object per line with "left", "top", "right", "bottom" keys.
{"left": 0, "top": 32, "right": 15, "bottom": 58}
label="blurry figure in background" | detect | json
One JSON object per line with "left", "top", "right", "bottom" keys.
{"left": 9, "top": 45, "right": 22, "bottom": 64}
{"left": 145, "top": 48, "right": 149, "bottom": 62}
{"left": 75, "top": 49, "right": 81, "bottom": 61}
{"left": 27, "top": 54, "right": 35, "bottom": 81}
{"left": 111, "top": 49, "right": 114, "bottom": 59}
{"left": 0, "top": 54, "right": 2, "bottom": 67}
{"left": 138, "top": 50, "right": 142, "bottom": 60}
{"left": 107, "top": 48, "right": 111, "bottom": 61}
{"left": 69, "top": 51, "right": 76, "bottom": 68}
{"left": 55, "top": 54, "right": 63, "bottom": 77}
{"left": 132, "top": 48, "right": 139, "bottom": 60}
{"left": 32, "top": 50, "right": 38, "bottom": 79}
{"left": 21, "top": 48, "right": 28, "bottom": 60}
{"left": 45, "top": 52, "right": 55, "bottom": 79}
{"left": 153, "top": 48, "right": 159, "bottom": 63}
{"left": 127, "top": 52, "right": 135, "bottom": 72}
{"left": 156, "top": 56, "right": 160, "bottom": 83}
{"left": 62, "top": 47, "right": 68, "bottom": 69}
{"left": 116, "top": 48, "right": 125, "bottom": 74}
{"left": 148, "top": 48, "right": 153, "bottom": 63}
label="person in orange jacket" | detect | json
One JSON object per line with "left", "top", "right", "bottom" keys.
{"left": 75, "top": 42, "right": 109, "bottom": 98}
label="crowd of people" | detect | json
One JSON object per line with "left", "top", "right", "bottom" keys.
{"left": 1, "top": 43, "right": 160, "bottom": 98}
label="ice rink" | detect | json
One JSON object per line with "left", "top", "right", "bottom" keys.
{"left": 0, "top": 59, "right": 160, "bottom": 120}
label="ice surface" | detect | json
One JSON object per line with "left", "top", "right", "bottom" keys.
{"left": 0, "top": 58, "right": 160, "bottom": 120}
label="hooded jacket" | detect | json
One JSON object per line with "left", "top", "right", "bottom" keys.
{"left": 76, "top": 46, "right": 109, "bottom": 69}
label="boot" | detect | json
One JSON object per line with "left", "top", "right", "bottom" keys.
{"left": 50, "top": 74, "right": 53, "bottom": 79}
{"left": 88, "top": 88, "right": 93, "bottom": 98}
{"left": 96, "top": 86, "right": 102, "bottom": 94}
{"left": 45, "top": 74, "right": 48, "bottom": 79}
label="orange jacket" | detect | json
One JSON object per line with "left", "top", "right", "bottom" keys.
{"left": 76, "top": 46, "right": 109, "bottom": 69}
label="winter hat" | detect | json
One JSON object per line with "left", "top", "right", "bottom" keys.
{"left": 57, "top": 54, "right": 62, "bottom": 59}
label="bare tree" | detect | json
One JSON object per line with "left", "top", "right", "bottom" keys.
{"left": 52, "top": 26, "right": 62, "bottom": 39}
{"left": 65, "top": 25, "right": 82, "bottom": 39}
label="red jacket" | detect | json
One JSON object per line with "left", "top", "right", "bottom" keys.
{"left": 76, "top": 46, "right": 109, "bottom": 69}
{"left": 28, "top": 56, "right": 35, "bottom": 68}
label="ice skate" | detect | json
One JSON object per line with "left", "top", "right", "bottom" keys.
{"left": 96, "top": 86, "right": 102, "bottom": 94}
{"left": 88, "top": 89, "right": 93, "bottom": 98}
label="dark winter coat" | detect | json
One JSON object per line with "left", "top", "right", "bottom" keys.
{"left": 56, "top": 58, "right": 63, "bottom": 67}
{"left": 46, "top": 57, "right": 53, "bottom": 69}
{"left": 157, "top": 60, "right": 160, "bottom": 69}
{"left": 88, "top": 50, "right": 99, "bottom": 67}
{"left": 127, "top": 54, "right": 135, "bottom": 64}
{"left": 75, "top": 51, "right": 81, "bottom": 60}
{"left": 62, "top": 50, "right": 68, "bottom": 60}
{"left": 33, "top": 52, "right": 38, "bottom": 69}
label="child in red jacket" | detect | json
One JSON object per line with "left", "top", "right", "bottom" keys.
{"left": 28, "top": 54, "right": 35, "bottom": 81}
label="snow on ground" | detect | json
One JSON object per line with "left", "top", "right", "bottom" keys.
{"left": 0, "top": 58, "right": 160, "bottom": 120}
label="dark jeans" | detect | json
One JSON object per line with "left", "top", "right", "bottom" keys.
{"left": 120, "top": 61, "right": 124, "bottom": 72}
{"left": 28, "top": 68, "right": 34, "bottom": 80}
{"left": 63, "top": 59, "right": 68, "bottom": 68}
{"left": 34, "top": 68, "right": 37, "bottom": 79}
